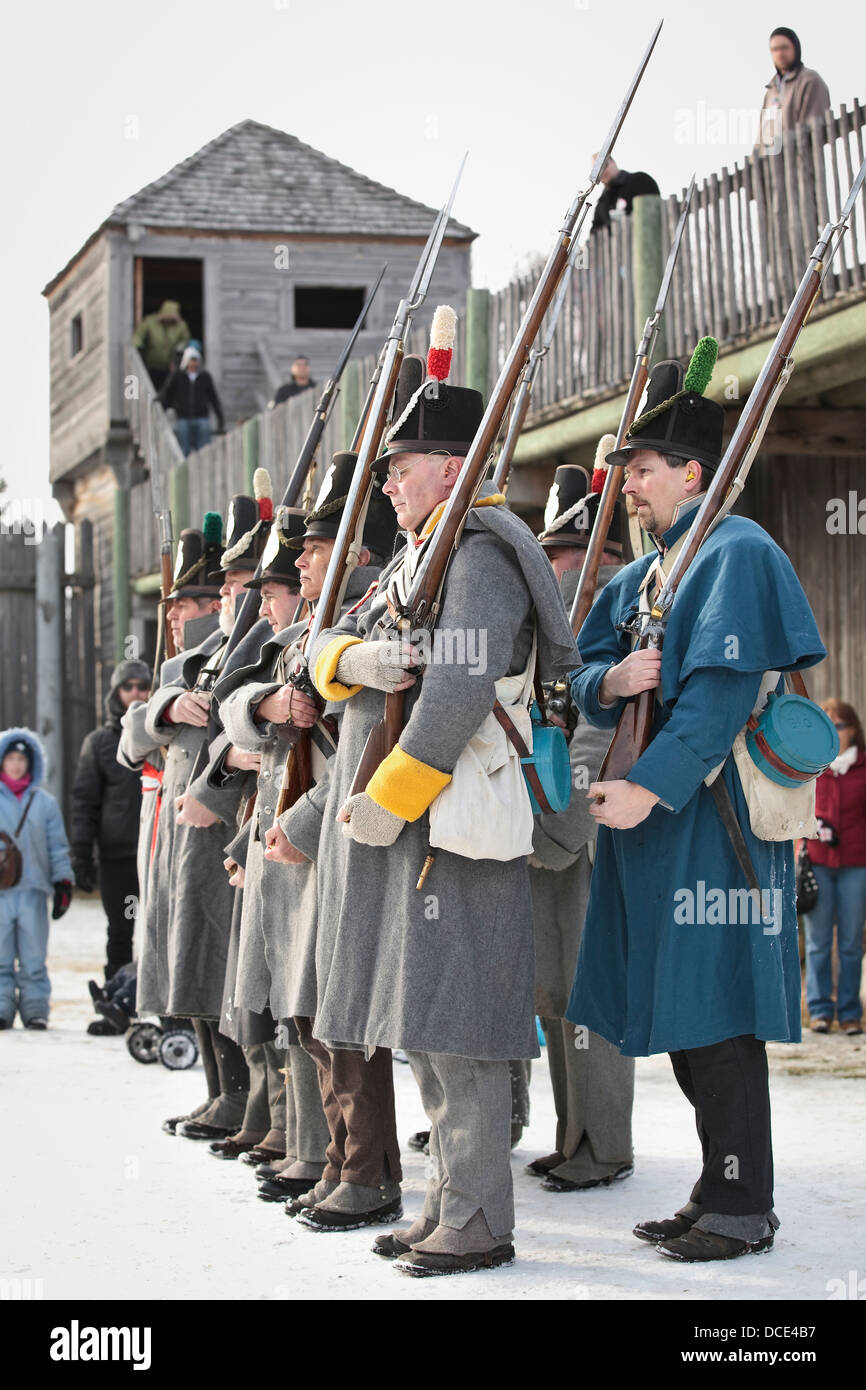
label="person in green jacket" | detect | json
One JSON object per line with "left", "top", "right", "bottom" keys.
{"left": 133, "top": 300, "right": 191, "bottom": 389}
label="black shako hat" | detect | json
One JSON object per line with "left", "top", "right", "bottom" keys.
{"left": 244, "top": 507, "right": 306, "bottom": 590}
{"left": 301, "top": 452, "right": 400, "bottom": 559}
{"left": 538, "top": 452, "right": 624, "bottom": 556}
{"left": 169, "top": 513, "right": 224, "bottom": 597}
{"left": 218, "top": 470, "right": 274, "bottom": 572}
{"left": 605, "top": 337, "right": 724, "bottom": 472}
{"left": 371, "top": 355, "right": 484, "bottom": 472}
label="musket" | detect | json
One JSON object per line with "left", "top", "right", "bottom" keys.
{"left": 149, "top": 397, "right": 176, "bottom": 682}
{"left": 307, "top": 155, "right": 468, "bottom": 653}
{"left": 182, "top": 270, "right": 389, "bottom": 797}
{"left": 491, "top": 230, "right": 588, "bottom": 493}
{"left": 348, "top": 23, "right": 663, "bottom": 797}
{"left": 569, "top": 175, "right": 696, "bottom": 638}
{"left": 222, "top": 264, "right": 387, "bottom": 669}
{"left": 599, "top": 152, "right": 866, "bottom": 784}
{"left": 271, "top": 164, "right": 469, "bottom": 822}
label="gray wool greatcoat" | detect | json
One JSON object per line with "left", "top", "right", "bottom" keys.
{"left": 136, "top": 616, "right": 269, "bottom": 1019}
{"left": 285, "top": 496, "right": 578, "bottom": 1061}
{"left": 218, "top": 621, "right": 321, "bottom": 1022}
{"left": 215, "top": 569, "right": 379, "bottom": 1024}
{"left": 117, "top": 650, "right": 186, "bottom": 919}
{"left": 530, "top": 566, "right": 620, "bottom": 1018}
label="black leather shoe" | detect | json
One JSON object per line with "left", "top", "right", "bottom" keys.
{"left": 255, "top": 1164, "right": 284, "bottom": 1183}
{"left": 393, "top": 1243, "right": 515, "bottom": 1277}
{"left": 407, "top": 1130, "right": 430, "bottom": 1152}
{"left": 526, "top": 1152, "right": 565, "bottom": 1178}
{"left": 176, "top": 1120, "right": 235, "bottom": 1140}
{"left": 0, "top": 1018, "right": 11, "bottom": 1030}
{"left": 295, "top": 1197, "right": 403, "bottom": 1232}
{"left": 633, "top": 1214, "right": 696, "bottom": 1243}
{"left": 238, "top": 1146, "right": 286, "bottom": 1166}
{"left": 657, "top": 1228, "right": 774, "bottom": 1262}
{"left": 372, "top": 1231, "right": 412, "bottom": 1259}
{"left": 24, "top": 1018, "right": 48, "bottom": 1030}
{"left": 541, "top": 1163, "right": 634, "bottom": 1193}
{"left": 258, "top": 1176, "right": 316, "bottom": 1202}
{"left": 209, "top": 1139, "right": 260, "bottom": 1159}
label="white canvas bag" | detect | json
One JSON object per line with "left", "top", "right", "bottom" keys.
{"left": 427, "top": 628, "right": 537, "bottom": 861}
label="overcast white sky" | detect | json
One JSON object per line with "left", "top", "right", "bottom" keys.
{"left": 1, "top": 0, "right": 863, "bottom": 518}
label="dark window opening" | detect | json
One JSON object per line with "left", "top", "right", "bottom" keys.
{"left": 71, "top": 313, "right": 83, "bottom": 357}
{"left": 134, "top": 256, "right": 205, "bottom": 351}
{"left": 294, "top": 286, "right": 365, "bottom": 330}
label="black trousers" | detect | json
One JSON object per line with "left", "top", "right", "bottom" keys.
{"left": 192, "top": 1018, "right": 249, "bottom": 1097}
{"left": 99, "top": 856, "right": 138, "bottom": 979}
{"left": 669, "top": 1034, "right": 773, "bottom": 1216}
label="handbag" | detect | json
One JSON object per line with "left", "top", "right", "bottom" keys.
{"left": 428, "top": 629, "right": 539, "bottom": 862}
{"left": 0, "top": 793, "right": 36, "bottom": 890}
{"left": 795, "top": 840, "right": 819, "bottom": 915}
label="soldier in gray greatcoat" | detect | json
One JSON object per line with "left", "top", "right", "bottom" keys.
{"left": 214, "top": 505, "right": 328, "bottom": 1190}
{"left": 527, "top": 460, "right": 636, "bottom": 1193}
{"left": 283, "top": 357, "right": 578, "bottom": 1274}
{"left": 219, "top": 469, "right": 401, "bottom": 1207}
{"left": 137, "top": 515, "right": 265, "bottom": 1139}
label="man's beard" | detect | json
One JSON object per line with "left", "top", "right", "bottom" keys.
{"left": 218, "top": 596, "right": 236, "bottom": 637}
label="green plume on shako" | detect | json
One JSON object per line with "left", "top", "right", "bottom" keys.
{"left": 203, "top": 510, "right": 223, "bottom": 543}
{"left": 605, "top": 335, "right": 725, "bottom": 473}
{"left": 682, "top": 335, "right": 719, "bottom": 396}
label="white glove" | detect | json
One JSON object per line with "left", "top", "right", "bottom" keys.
{"left": 338, "top": 793, "right": 405, "bottom": 847}
{"left": 335, "top": 640, "right": 419, "bottom": 694}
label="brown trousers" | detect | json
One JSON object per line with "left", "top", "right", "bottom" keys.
{"left": 295, "top": 1017, "right": 402, "bottom": 1187}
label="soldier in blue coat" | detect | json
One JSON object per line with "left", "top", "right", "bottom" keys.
{"left": 567, "top": 343, "right": 825, "bottom": 1262}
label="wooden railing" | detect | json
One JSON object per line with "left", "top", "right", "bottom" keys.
{"left": 122, "top": 99, "right": 864, "bottom": 572}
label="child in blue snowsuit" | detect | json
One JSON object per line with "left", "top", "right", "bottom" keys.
{"left": 0, "top": 728, "right": 73, "bottom": 1028}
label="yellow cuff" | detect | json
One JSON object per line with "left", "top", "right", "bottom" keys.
{"left": 366, "top": 745, "right": 452, "bottom": 822}
{"left": 313, "top": 635, "right": 364, "bottom": 702}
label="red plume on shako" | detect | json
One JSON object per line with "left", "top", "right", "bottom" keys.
{"left": 254, "top": 466, "right": 273, "bottom": 523}
{"left": 592, "top": 433, "right": 617, "bottom": 494}
{"left": 426, "top": 304, "right": 457, "bottom": 382}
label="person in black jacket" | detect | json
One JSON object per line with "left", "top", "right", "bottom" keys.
{"left": 590, "top": 156, "right": 660, "bottom": 234}
{"left": 71, "top": 660, "right": 152, "bottom": 989}
{"left": 158, "top": 345, "right": 225, "bottom": 456}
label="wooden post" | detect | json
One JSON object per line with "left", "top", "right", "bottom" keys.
{"left": 340, "top": 360, "right": 364, "bottom": 451}
{"left": 632, "top": 195, "right": 666, "bottom": 361}
{"left": 35, "top": 522, "right": 65, "bottom": 804}
{"left": 169, "top": 458, "right": 190, "bottom": 537}
{"left": 242, "top": 416, "right": 259, "bottom": 493}
{"left": 464, "top": 287, "right": 490, "bottom": 398}
{"left": 113, "top": 481, "right": 131, "bottom": 662}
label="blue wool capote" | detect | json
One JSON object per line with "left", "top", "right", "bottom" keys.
{"left": 566, "top": 506, "right": 825, "bottom": 1056}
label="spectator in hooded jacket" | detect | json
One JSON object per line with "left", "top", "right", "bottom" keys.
{"left": 755, "top": 27, "right": 830, "bottom": 152}
{"left": 70, "top": 660, "right": 152, "bottom": 987}
{"left": 0, "top": 728, "right": 73, "bottom": 1030}
{"left": 158, "top": 345, "right": 225, "bottom": 456}
{"left": 803, "top": 699, "right": 866, "bottom": 1035}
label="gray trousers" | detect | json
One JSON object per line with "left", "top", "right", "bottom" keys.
{"left": 284, "top": 1042, "right": 330, "bottom": 1165}
{"left": 242, "top": 1042, "right": 287, "bottom": 1145}
{"left": 406, "top": 1051, "right": 514, "bottom": 1238}
{"left": 540, "top": 1017, "right": 634, "bottom": 1183}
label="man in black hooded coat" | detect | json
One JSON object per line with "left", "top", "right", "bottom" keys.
{"left": 70, "top": 659, "right": 152, "bottom": 981}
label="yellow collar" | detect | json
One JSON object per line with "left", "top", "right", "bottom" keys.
{"left": 418, "top": 492, "right": 507, "bottom": 541}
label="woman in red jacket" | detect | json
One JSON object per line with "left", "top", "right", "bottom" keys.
{"left": 804, "top": 700, "right": 866, "bottom": 1034}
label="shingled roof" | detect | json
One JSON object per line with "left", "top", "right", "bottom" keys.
{"left": 108, "top": 119, "right": 475, "bottom": 240}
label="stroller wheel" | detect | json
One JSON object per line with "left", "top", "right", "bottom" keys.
{"left": 126, "top": 1022, "right": 163, "bottom": 1064}
{"left": 159, "top": 1029, "right": 199, "bottom": 1070}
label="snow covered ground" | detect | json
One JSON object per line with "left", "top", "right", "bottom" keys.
{"left": 2, "top": 897, "right": 863, "bottom": 1303}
